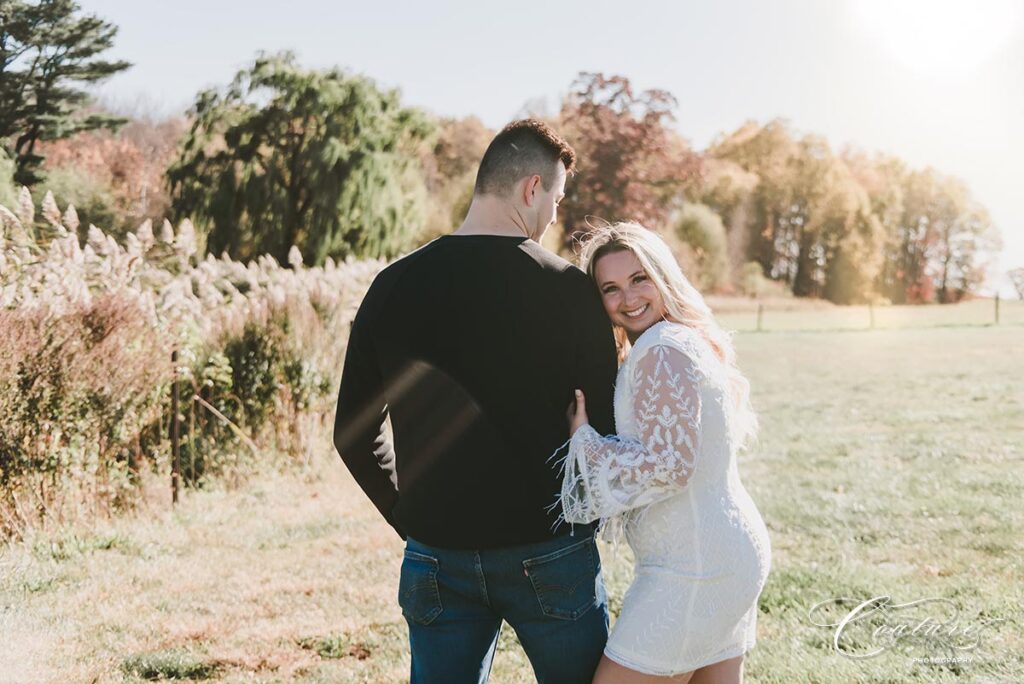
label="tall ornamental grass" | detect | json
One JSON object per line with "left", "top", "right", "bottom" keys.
{"left": 0, "top": 187, "right": 381, "bottom": 539}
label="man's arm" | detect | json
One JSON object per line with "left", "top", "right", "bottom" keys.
{"left": 333, "top": 297, "right": 404, "bottom": 539}
{"left": 569, "top": 270, "right": 618, "bottom": 436}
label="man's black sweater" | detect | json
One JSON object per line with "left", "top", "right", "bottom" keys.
{"left": 333, "top": 235, "right": 617, "bottom": 549}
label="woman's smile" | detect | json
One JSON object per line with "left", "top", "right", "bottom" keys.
{"left": 594, "top": 249, "right": 667, "bottom": 341}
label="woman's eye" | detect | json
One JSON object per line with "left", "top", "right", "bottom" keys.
{"left": 602, "top": 287, "right": 618, "bottom": 294}
{"left": 633, "top": 275, "right": 648, "bottom": 284}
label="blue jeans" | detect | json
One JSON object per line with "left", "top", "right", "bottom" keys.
{"left": 399, "top": 532, "right": 609, "bottom": 683}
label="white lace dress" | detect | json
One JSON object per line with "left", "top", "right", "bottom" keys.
{"left": 559, "top": 321, "right": 771, "bottom": 675}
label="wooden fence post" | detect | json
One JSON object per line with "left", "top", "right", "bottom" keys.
{"left": 171, "top": 349, "right": 180, "bottom": 505}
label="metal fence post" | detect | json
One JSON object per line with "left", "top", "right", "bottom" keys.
{"left": 171, "top": 349, "right": 180, "bottom": 505}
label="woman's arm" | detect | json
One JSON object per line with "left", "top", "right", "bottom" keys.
{"left": 560, "top": 343, "right": 704, "bottom": 524}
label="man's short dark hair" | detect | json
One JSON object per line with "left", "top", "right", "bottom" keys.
{"left": 474, "top": 119, "right": 576, "bottom": 197}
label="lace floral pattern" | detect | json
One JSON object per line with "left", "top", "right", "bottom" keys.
{"left": 560, "top": 342, "right": 706, "bottom": 524}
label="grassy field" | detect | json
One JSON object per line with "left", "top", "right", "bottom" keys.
{"left": 2, "top": 324, "right": 1022, "bottom": 683}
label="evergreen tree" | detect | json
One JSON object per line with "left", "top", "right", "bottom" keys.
{"left": 0, "top": 0, "right": 130, "bottom": 185}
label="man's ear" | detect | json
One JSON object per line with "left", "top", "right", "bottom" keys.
{"left": 522, "top": 174, "right": 542, "bottom": 208}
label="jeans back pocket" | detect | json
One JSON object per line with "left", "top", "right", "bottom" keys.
{"left": 523, "top": 536, "right": 599, "bottom": 621}
{"left": 398, "top": 549, "right": 443, "bottom": 625}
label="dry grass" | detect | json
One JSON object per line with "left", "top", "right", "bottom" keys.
{"left": 1, "top": 451, "right": 411, "bottom": 683}
{"left": 2, "top": 321, "right": 1021, "bottom": 683}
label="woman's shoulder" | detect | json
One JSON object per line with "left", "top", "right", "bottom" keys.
{"left": 626, "top": 321, "right": 717, "bottom": 381}
{"left": 631, "top": 320, "right": 707, "bottom": 359}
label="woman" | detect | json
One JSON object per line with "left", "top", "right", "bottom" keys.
{"left": 557, "top": 223, "right": 771, "bottom": 683}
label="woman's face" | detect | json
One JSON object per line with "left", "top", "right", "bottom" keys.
{"left": 593, "top": 249, "right": 666, "bottom": 340}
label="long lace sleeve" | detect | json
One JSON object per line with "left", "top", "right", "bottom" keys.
{"left": 559, "top": 343, "right": 703, "bottom": 524}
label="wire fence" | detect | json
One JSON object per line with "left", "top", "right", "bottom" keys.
{"left": 709, "top": 296, "right": 1024, "bottom": 333}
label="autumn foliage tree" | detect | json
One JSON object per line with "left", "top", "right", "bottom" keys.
{"left": 557, "top": 73, "right": 700, "bottom": 249}
{"left": 418, "top": 115, "right": 491, "bottom": 241}
{"left": 924, "top": 176, "right": 999, "bottom": 303}
{"left": 705, "top": 121, "right": 883, "bottom": 302}
{"left": 845, "top": 153, "right": 1000, "bottom": 303}
{"left": 699, "top": 119, "right": 999, "bottom": 304}
{"left": 34, "top": 114, "right": 185, "bottom": 235}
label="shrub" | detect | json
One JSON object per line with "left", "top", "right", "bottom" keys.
{"left": 672, "top": 203, "right": 730, "bottom": 292}
{"left": 0, "top": 150, "right": 17, "bottom": 208}
{"left": 35, "top": 166, "right": 121, "bottom": 236}
{"left": 739, "top": 261, "right": 793, "bottom": 299}
{"left": 121, "top": 649, "right": 221, "bottom": 680}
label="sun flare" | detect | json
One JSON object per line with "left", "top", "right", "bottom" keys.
{"left": 852, "top": 0, "right": 1020, "bottom": 79}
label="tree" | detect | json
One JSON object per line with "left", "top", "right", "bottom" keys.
{"left": 819, "top": 195, "right": 884, "bottom": 304}
{"left": 706, "top": 120, "right": 801, "bottom": 286}
{"left": 558, "top": 73, "right": 700, "bottom": 250}
{"left": 167, "top": 52, "right": 434, "bottom": 265}
{"left": 418, "top": 115, "right": 491, "bottom": 242}
{"left": 0, "top": 0, "right": 130, "bottom": 185}
{"left": 1009, "top": 268, "right": 1024, "bottom": 300}
{"left": 886, "top": 168, "right": 941, "bottom": 303}
{"left": 37, "top": 112, "right": 186, "bottom": 235}
{"left": 696, "top": 156, "right": 759, "bottom": 275}
{"left": 929, "top": 176, "right": 1000, "bottom": 303}
{"left": 428, "top": 115, "right": 491, "bottom": 186}
{"left": 706, "top": 121, "right": 884, "bottom": 303}
{"left": 868, "top": 168, "right": 999, "bottom": 303}
{"left": 844, "top": 151, "right": 912, "bottom": 303}
{"left": 807, "top": 145, "right": 885, "bottom": 304}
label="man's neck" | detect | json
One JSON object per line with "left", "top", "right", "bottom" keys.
{"left": 455, "top": 197, "right": 536, "bottom": 240}
{"left": 453, "top": 223, "right": 529, "bottom": 238}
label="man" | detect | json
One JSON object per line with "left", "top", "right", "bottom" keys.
{"left": 334, "top": 119, "right": 618, "bottom": 683}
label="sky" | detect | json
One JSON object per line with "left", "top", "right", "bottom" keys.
{"left": 83, "top": 0, "right": 1023, "bottom": 295}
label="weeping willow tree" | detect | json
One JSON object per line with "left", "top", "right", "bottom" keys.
{"left": 167, "top": 51, "right": 433, "bottom": 265}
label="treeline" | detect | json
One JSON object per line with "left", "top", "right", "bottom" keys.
{"left": 550, "top": 74, "right": 1001, "bottom": 304}
{"left": 701, "top": 124, "right": 1000, "bottom": 304}
{"left": 1, "top": 3, "right": 1001, "bottom": 304}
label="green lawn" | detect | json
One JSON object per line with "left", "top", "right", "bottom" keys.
{"left": 732, "top": 325, "right": 1023, "bottom": 682}
{"left": 2, "top": 325, "right": 1021, "bottom": 682}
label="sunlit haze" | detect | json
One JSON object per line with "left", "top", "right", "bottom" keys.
{"left": 84, "top": 0, "right": 1024, "bottom": 294}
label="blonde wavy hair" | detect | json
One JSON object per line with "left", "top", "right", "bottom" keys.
{"left": 579, "top": 222, "right": 759, "bottom": 450}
